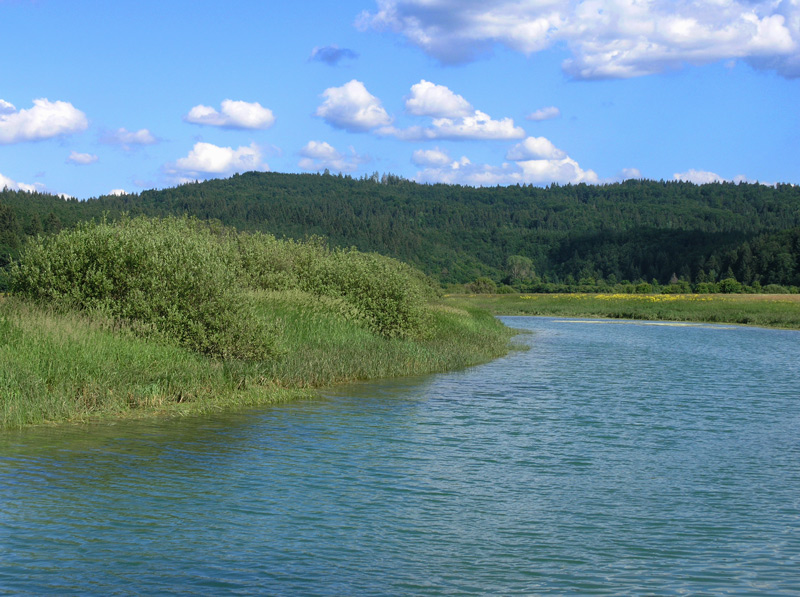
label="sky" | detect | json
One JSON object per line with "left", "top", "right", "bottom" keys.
{"left": 0, "top": 0, "right": 798, "bottom": 199}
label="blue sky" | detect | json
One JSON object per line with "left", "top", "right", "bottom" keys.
{"left": 1, "top": 0, "right": 798, "bottom": 198}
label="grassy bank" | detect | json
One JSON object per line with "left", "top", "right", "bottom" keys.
{"left": 448, "top": 293, "right": 800, "bottom": 329}
{"left": 1, "top": 217, "right": 515, "bottom": 429}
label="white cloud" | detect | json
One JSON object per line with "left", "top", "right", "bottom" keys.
{"left": 405, "top": 80, "right": 473, "bottom": 118}
{"left": 506, "top": 137, "right": 566, "bottom": 160}
{"left": 517, "top": 157, "right": 599, "bottom": 184}
{"left": 316, "top": 79, "right": 524, "bottom": 141}
{"left": 0, "top": 172, "right": 45, "bottom": 193}
{"left": 414, "top": 137, "right": 598, "bottom": 186}
{"left": 101, "top": 127, "right": 158, "bottom": 150}
{"left": 672, "top": 168, "right": 768, "bottom": 185}
{"left": 387, "top": 81, "right": 525, "bottom": 141}
{"left": 673, "top": 169, "right": 726, "bottom": 184}
{"left": 426, "top": 110, "right": 525, "bottom": 140}
{"left": 386, "top": 110, "right": 524, "bottom": 141}
{"left": 316, "top": 79, "right": 392, "bottom": 132}
{"left": 359, "top": 1, "right": 800, "bottom": 79}
{"left": 168, "top": 142, "right": 268, "bottom": 179}
{"left": 184, "top": 99, "right": 275, "bottom": 130}
{"left": 526, "top": 106, "right": 561, "bottom": 121}
{"left": 0, "top": 98, "right": 88, "bottom": 144}
{"left": 109, "top": 189, "right": 128, "bottom": 196}
{"left": 298, "top": 140, "right": 365, "bottom": 172}
{"left": 620, "top": 168, "right": 643, "bottom": 180}
{"left": 67, "top": 151, "right": 98, "bottom": 165}
{"left": 411, "top": 147, "right": 452, "bottom": 167}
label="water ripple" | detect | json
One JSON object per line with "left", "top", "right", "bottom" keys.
{"left": 1, "top": 317, "right": 799, "bottom": 595}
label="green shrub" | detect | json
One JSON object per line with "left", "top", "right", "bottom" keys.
{"left": 468, "top": 277, "right": 497, "bottom": 294}
{"left": 763, "top": 284, "right": 790, "bottom": 294}
{"left": 716, "top": 277, "right": 743, "bottom": 294}
{"left": 694, "top": 282, "right": 717, "bottom": 294}
{"left": 9, "top": 216, "right": 279, "bottom": 360}
{"left": 235, "top": 233, "right": 435, "bottom": 340}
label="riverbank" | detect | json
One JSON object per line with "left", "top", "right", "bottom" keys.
{"left": 0, "top": 216, "right": 517, "bottom": 429}
{"left": 0, "top": 294, "right": 515, "bottom": 429}
{"left": 446, "top": 293, "right": 800, "bottom": 329}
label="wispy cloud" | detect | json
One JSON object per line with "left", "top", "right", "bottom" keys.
{"left": 66, "top": 151, "right": 98, "bottom": 165}
{"left": 526, "top": 106, "right": 561, "bottom": 121}
{"left": 100, "top": 127, "right": 158, "bottom": 150}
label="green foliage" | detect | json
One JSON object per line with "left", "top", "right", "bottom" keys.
{"left": 717, "top": 277, "right": 743, "bottom": 294}
{"left": 9, "top": 216, "right": 278, "bottom": 360}
{"left": 3, "top": 176, "right": 800, "bottom": 291}
{"left": 763, "top": 284, "right": 791, "bottom": 294}
{"left": 235, "top": 232, "right": 436, "bottom": 339}
{"left": 468, "top": 277, "right": 498, "bottom": 294}
{"left": 506, "top": 255, "right": 534, "bottom": 282}
{"left": 457, "top": 293, "right": 800, "bottom": 330}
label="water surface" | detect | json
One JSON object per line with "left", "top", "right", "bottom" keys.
{"left": 1, "top": 317, "right": 799, "bottom": 595}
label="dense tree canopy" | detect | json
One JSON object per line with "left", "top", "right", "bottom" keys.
{"left": 2, "top": 172, "right": 800, "bottom": 290}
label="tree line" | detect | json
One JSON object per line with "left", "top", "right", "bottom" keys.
{"left": 2, "top": 172, "right": 800, "bottom": 291}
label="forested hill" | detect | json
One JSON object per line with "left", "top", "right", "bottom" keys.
{"left": 2, "top": 172, "right": 800, "bottom": 289}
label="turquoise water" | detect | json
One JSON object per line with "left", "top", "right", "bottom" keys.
{"left": 1, "top": 317, "right": 799, "bottom": 595}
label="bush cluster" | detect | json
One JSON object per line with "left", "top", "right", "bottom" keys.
{"left": 9, "top": 217, "right": 278, "bottom": 360}
{"left": 10, "top": 216, "right": 437, "bottom": 361}
{"left": 235, "top": 231, "right": 436, "bottom": 339}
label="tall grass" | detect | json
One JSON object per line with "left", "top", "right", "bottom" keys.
{"left": 0, "top": 298, "right": 304, "bottom": 428}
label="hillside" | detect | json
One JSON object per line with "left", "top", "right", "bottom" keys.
{"left": 2, "top": 172, "right": 800, "bottom": 289}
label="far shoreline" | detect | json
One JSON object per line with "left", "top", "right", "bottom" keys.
{"left": 445, "top": 293, "right": 800, "bottom": 331}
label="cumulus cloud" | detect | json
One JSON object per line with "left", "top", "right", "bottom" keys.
{"left": 67, "top": 151, "right": 98, "bottom": 165}
{"left": 405, "top": 80, "right": 473, "bottom": 118}
{"left": 506, "top": 137, "right": 566, "bottom": 160}
{"left": 184, "top": 99, "right": 275, "bottom": 129}
{"left": 167, "top": 142, "right": 268, "bottom": 179}
{"left": 0, "top": 172, "right": 45, "bottom": 193}
{"left": 423, "top": 110, "right": 525, "bottom": 140}
{"left": 358, "top": 0, "right": 800, "bottom": 79}
{"left": 516, "top": 157, "right": 599, "bottom": 184}
{"left": 414, "top": 136, "right": 598, "bottom": 186}
{"left": 298, "top": 140, "right": 366, "bottom": 172}
{"left": 108, "top": 189, "right": 128, "bottom": 196}
{"left": 526, "top": 106, "right": 561, "bottom": 121}
{"left": 316, "top": 79, "right": 524, "bottom": 141}
{"left": 316, "top": 79, "right": 393, "bottom": 131}
{"left": 0, "top": 98, "right": 88, "bottom": 144}
{"left": 673, "top": 169, "right": 725, "bottom": 184}
{"left": 101, "top": 127, "right": 158, "bottom": 150}
{"left": 310, "top": 45, "right": 359, "bottom": 65}
{"left": 386, "top": 80, "right": 525, "bottom": 141}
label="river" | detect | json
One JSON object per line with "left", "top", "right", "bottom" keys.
{"left": 1, "top": 317, "right": 799, "bottom": 595}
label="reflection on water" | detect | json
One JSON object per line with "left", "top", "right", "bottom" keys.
{"left": 1, "top": 317, "right": 799, "bottom": 595}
